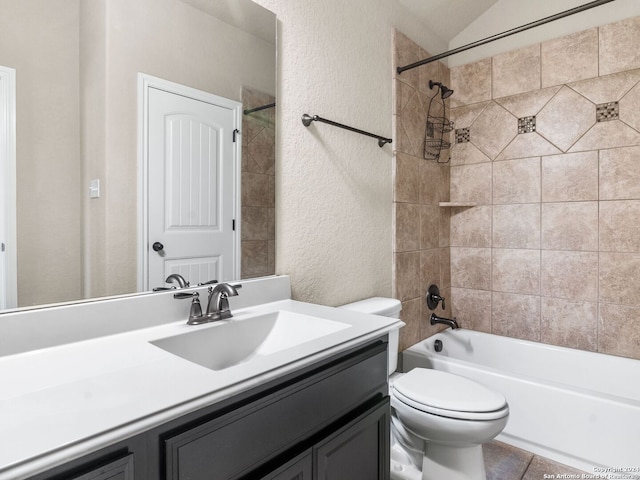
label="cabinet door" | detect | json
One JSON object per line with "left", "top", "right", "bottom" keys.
{"left": 260, "top": 450, "right": 312, "bottom": 480}
{"left": 314, "top": 399, "right": 390, "bottom": 480}
{"left": 69, "top": 454, "right": 134, "bottom": 480}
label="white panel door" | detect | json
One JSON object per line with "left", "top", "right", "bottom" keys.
{"left": 147, "top": 86, "right": 237, "bottom": 288}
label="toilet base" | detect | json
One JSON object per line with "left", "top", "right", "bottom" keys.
{"left": 422, "top": 443, "right": 486, "bottom": 480}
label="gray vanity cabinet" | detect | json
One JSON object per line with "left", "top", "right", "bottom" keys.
{"left": 69, "top": 455, "right": 135, "bottom": 480}
{"left": 260, "top": 450, "right": 312, "bottom": 480}
{"left": 26, "top": 339, "right": 389, "bottom": 480}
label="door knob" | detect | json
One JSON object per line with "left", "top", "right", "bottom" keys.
{"left": 152, "top": 242, "right": 164, "bottom": 252}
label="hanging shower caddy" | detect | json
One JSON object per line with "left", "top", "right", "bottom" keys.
{"left": 424, "top": 80, "right": 454, "bottom": 163}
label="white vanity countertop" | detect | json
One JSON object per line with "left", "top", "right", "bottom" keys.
{"left": 0, "top": 298, "right": 402, "bottom": 480}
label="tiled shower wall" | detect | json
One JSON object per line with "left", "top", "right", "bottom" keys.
{"left": 448, "top": 16, "right": 640, "bottom": 360}
{"left": 392, "top": 30, "right": 452, "bottom": 351}
{"left": 241, "top": 87, "right": 276, "bottom": 279}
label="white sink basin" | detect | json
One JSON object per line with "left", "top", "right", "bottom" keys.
{"left": 150, "top": 310, "right": 350, "bottom": 371}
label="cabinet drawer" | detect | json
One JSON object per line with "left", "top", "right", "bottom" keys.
{"left": 164, "top": 343, "right": 387, "bottom": 480}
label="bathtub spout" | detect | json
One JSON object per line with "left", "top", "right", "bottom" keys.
{"left": 430, "top": 313, "right": 459, "bottom": 329}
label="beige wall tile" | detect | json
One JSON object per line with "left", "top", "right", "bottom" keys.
{"left": 398, "top": 91, "right": 427, "bottom": 157}
{"left": 492, "top": 292, "right": 540, "bottom": 341}
{"left": 600, "top": 200, "right": 640, "bottom": 252}
{"left": 495, "top": 87, "right": 561, "bottom": 118}
{"left": 450, "top": 58, "right": 491, "bottom": 108}
{"left": 450, "top": 163, "right": 492, "bottom": 204}
{"left": 599, "top": 252, "right": 640, "bottom": 305}
{"left": 451, "top": 287, "right": 491, "bottom": 332}
{"left": 394, "top": 79, "right": 414, "bottom": 115}
{"left": 418, "top": 49, "right": 448, "bottom": 98}
{"left": 493, "top": 158, "right": 540, "bottom": 204}
{"left": 600, "top": 146, "right": 640, "bottom": 200}
{"left": 541, "top": 297, "right": 597, "bottom": 351}
{"left": 450, "top": 205, "right": 491, "bottom": 247}
{"left": 496, "top": 132, "right": 561, "bottom": 161}
{"left": 537, "top": 86, "right": 595, "bottom": 152}
{"left": 451, "top": 247, "right": 491, "bottom": 290}
{"left": 470, "top": 102, "right": 517, "bottom": 159}
{"left": 394, "top": 31, "right": 452, "bottom": 347}
{"left": 241, "top": 240, "right": 270, "bottom": 278}
{"left": 449, "top": 102, "right": 489, "bottom": 129}
{"left": 419, "top": 160, "right": 447, "bottom": 204}
{"left": 242, "top": 172, "right": 271, "bottom": 207}
{"left": 492, "top": 249, "right": 540, "bottom": 295}
{"left": 541, "top": 250, "right": 598, "bottom": 302}
{"left": 569, "top": 120, "right": 640, "bottom": 152}
{"left": 241, "top": 206, "right": 270, "bottom": 241}
{"left": 569, "top": 69, "right": 640, "bottom": 104}
{"left": 450, "top": 142, "right": 491, "bottom": 166}
{"left": 541, "top": 151, "right": 598, "bottom": 202}
{"left": 599, "top": 16, "right": 640, "bottom": 76}
{"left": 420, "top": 249, "right": 441, "bottom": 300}
{"left": 493, "top": 204, "right": 540, "bottom": 249}
{"left": 619, "top": 81, "right": 640, "bottom": 133}
{"left": 541, "top": 202, "right": 598, "bottom": 251}
{"left": 439, "top": 246, "right": 452, "bottom": 288}
{"left": 439, "top": 207, "right": 450, "bottom": 248}
{"left": 395, "top": 203, "right": 421, "bottom": 252}
{"left": 399, "top": 297, "right": 422, "bottom": 352}
{"left": 541, "top": 28, "right": 598, "bottom": 87}
{"left": 599, "top": 303, "right": 640, "bottom": 359}
{"left": 393, "top": 29, "right": 421, "bottom": 88}
{"left": 394, "top": 152, "right": 420, "bottom": 203}
{"left": 420, "top": 205, "right": 441, "bottom": 249}
{"left": 395, "top": 251, "right": 421, "bottom": 301}
{"left": 493, "top": 44, "right": 541, "bottom": 99}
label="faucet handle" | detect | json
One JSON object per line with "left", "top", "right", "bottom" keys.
{"left": 426, "top": 284, "right": 446, "bottom": 311}
{"left": 198, "top": 279, "right": 218, "bottom": 286}
{"left": 173, "top": 291, "right": 198, "bottom": 299}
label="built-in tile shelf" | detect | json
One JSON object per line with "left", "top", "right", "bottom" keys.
{"left": 439, "top": 202, "right": 477, "bottom": 207}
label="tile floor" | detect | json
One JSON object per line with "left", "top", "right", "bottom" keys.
{"left": 485, "top": 441, "right": 588, "bottom": 480}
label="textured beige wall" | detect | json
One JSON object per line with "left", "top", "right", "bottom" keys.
{"left": 0, "top": 0, "right": 82, "bottom": 307}
{"left": 253, "top": 0, "right": 445, "bottom": 306}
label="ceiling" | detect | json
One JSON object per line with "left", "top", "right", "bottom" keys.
{"left": 178, "top": 0, "right": 276, "bottom": 43}
{"left": 398, "top": 0, "right": 500, "bottom": 45}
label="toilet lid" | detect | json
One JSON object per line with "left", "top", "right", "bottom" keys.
{"left": 392, "top": 369, "right": 507, "bottom": 415}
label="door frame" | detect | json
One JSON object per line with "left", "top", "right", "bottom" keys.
{"left": 137, "top": 74, "right": 242, "bottom": 291}
{"left": 0, "top": 65, "right": 17, "bottom": 309}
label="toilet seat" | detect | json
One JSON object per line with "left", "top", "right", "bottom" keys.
{"left": 392, "top": 368, "right": 508, "bottom": 421}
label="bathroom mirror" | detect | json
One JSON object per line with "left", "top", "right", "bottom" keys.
{"left": 0, "top": 0, "right": 276, "bottom": 311}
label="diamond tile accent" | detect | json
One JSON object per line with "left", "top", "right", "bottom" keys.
{"left": 596, "top": 102, "right": 619, "bottom": 122}
{"left": 456, "top": 128, "right": 470, "bottom": 143}
{"left": 518, "top": 116, "right": 536, "bottom": 134}
{"left": 470, "top": 102, "right": 518, "bottom": 159}
{"left": 537, "top": 86, "right": 595, "bottom": 152}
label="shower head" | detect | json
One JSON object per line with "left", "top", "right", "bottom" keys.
{"left": 429, "top": 80, "right": 454, "bottom": 99}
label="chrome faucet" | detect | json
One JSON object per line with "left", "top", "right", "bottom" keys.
{"left": 166, "top": 273, "right": 189, "bottom": 289}
{"left": 206, "top": 283, "right": 242, "bottom": 320}
{"left": 175, "top": 282, "right": 242, "bottom": 325}
{"left": 430, "top": 313, "right": 459, "bottom": 330}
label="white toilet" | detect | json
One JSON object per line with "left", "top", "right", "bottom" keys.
{"left": 340, "top": 298, "right": 509, "bottom": 480}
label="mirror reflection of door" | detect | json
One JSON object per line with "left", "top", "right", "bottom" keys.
{"left": 140, "top": 76, "right": 241, "bottom": 290}
{"left": 0, "top": 65, "right": 16, "bottom": 309}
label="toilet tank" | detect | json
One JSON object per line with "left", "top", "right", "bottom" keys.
{"left": 339, "top": 297, "right": 402, "bottom": 374}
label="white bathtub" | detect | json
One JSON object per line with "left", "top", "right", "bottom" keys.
{"left": 402, "top": 330, "right": 640, "bottom": 476}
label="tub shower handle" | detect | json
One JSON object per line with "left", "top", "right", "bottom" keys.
{"left": 426, "top": 284, "right": 446, "bottom": 310}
